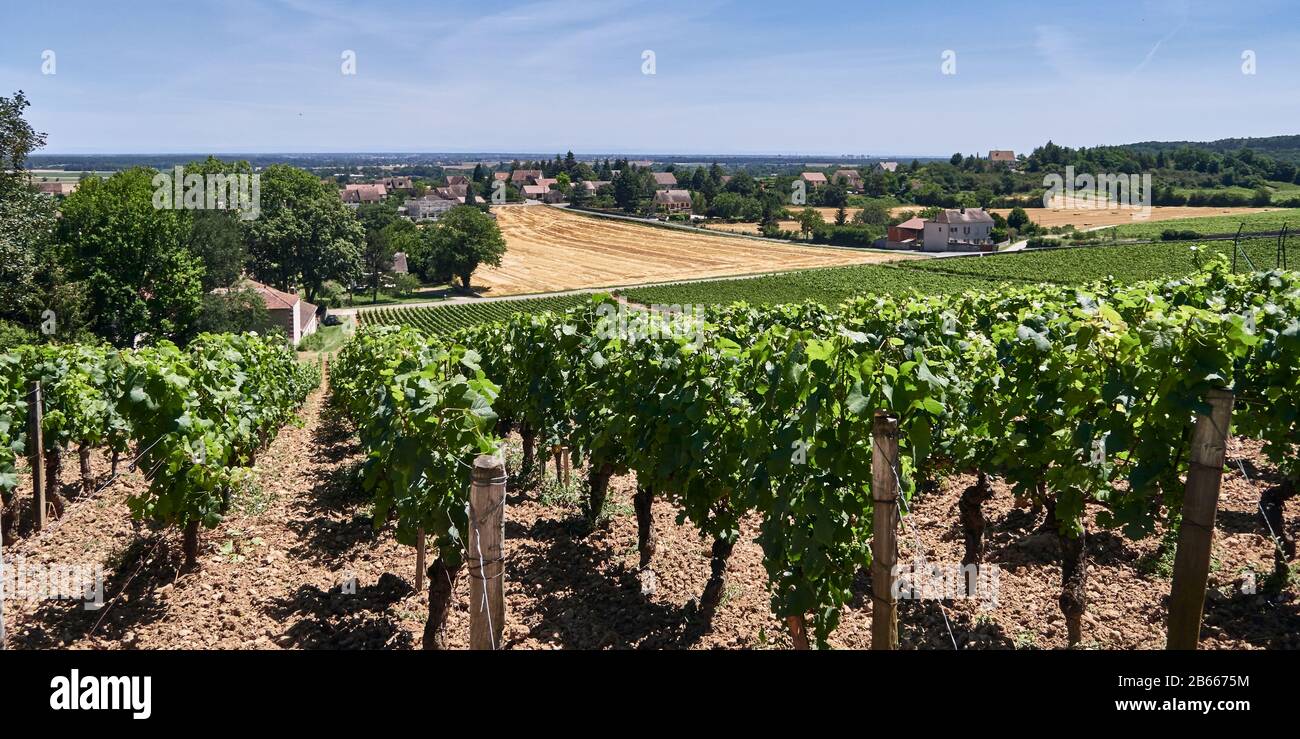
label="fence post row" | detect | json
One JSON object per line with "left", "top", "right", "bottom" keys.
{"left": 468, "top": 453, "right": 507, "bottom": 650}
{"left": 871, "top": 412, "right": 900, "bottom": 651}
{"left": 1166, "top": 388, "right": 1235, "bottom": 650}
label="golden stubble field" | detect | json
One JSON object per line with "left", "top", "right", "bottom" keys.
{"left": 472, "top": 205, "right": 920, "bottom": 296}
{"left": 706, "top": 203, "right": 1283, "bottom": 234}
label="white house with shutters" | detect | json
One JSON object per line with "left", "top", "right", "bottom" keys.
{"left": 922, "top": 208, "right": 995, "bottom": 252}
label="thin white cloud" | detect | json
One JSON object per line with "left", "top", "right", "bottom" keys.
{"left": 1130, "top": 20, "right": 1185, "bottom": 75}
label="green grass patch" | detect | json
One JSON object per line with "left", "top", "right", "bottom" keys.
{"left": 360, "top": 293, "right": 602, "bottom": 335}
{"left": 1111, "top": 209, "right": 1300, "bottom": 239}
{"left": 621, "top": 238, "right": 1290, "bottom": 308}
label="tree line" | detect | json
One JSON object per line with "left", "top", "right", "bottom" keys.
{"left": 0, "top": 91, "right": 506, "bottom": 349}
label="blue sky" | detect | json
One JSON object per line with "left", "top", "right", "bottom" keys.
{"left": 3, "top": 0, "right": 1297, "bottom": 156}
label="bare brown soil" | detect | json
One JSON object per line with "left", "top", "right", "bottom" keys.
{"left": 4, "top": 383, "right": 1296, "bottom": 650}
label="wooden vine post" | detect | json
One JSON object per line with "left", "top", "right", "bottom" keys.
{"left": 29, "top": 381, "right": 46, "bottom": 532}
{"left": 468, "top": 453, "right": 506, "bottom": 650}
{"left": 1167, "top": 388, "right": 1234, "bottom": 650}
{"left": 871, "top": 411, "right": 900, "bottom": 650}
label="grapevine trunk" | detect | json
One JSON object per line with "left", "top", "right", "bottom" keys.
{"left": 585, "top": 463, "right": 614, "bottom": 527}
{"left": 1, "top": 492, "right": 15, "bottom": 545}
{"left": 787, "top": 614, "right": 810, "bottom": 650}
{"left": 1259, "top": 479, "right": 1296, "bottom": 581}
{"left": 1058, "top": 526, "right": 1089, "bottom": 646}
{"left": 520, "top": 424, "right": 536, "bottom": 483}
{"left": 698, "top": 536, "right": 736, "bottom": 623}
{"left": 182, "top": 519, "right": 201, "bottom": 569}
{"left": 78, "top": 443, "right": 93, "bottom": 496}
{"left": 44, "top": 444, "right": 65, "bottom": 518}
{"left": 424, "top": 556, "right": 462, "bottom": 650}
{"left": 959, "top": 471, "right": 995, "bottom": 572}
{"left": 633, "top": 484, "right": 656, "bottom": 594}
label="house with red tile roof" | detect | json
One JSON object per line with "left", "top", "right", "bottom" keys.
{"left": 833, "top": 169, "right": 863, "bottom": 190}
{"left": 510, "top": 169, "right": 543, "bottom": 185}
{"left": 214, "top": 278, "right": 319, "bottom": 345}
{"left": 651, "top": 172, "right": 678, "bottom": 189}
{"left": 653, "top": 189, "right": 692, "bottom": 214}
{"left": 341, "top": 183, "right": 388, "bottom": 205}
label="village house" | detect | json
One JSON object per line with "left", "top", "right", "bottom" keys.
{"left": 922, "top": 207, "right": 995, "bottom": 252}
{"left": 380, "top": 176, "right": 414, "bottom": 190}
{"left": 652, "top": 172, "right": 678, "bottom": 189}
{"left": 874, "top": 161, "right": 899, "bottom": 173}
{"left": 493, "top": 172, "right": 510, "bottom": 182}
{"left": 543, "top": 189, "right": 568, "bottom": 204}
{"left": 446, "top": 175, "right": 470, "bottom": 186}
{"left": 800, "top": 172, "right": 828, "bottom": 187}
{"left": 653, "top": 189, "right": 692, "bottom": 214}
{"left": 215, "top": 279, "right": 319, "bottom": 346}
{"left": 886, "top": 216, "right": 926, "bottom": 247}
{"left": 521, "top": 184, "right": 548, "bottom": 200}
{"left": 511, "top": 169, "right": 543, "bottom": 186}
{"left": 433, "top": 184, "right": 469, "bottom": 200}
{"left": 833, "top": 169, "right": 863, "bottom": 190}
{"left": 988, "top": 150, "right": 1016, "bottom": 164}
{"left": 406, "top": 196, "right": 457, "bottom": 221}
{"left": 36, "top": 181, "right": 78, "bottom": 196}
{"left": 341, "top": 183, "right": 388, "bottom": 205}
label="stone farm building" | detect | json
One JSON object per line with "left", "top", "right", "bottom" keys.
{"left": 988, "top": 150, "right": 1016, "bottom": 164}
{"left": 922, "top": 207, "right": 995, "bottom": 252}
{"left": 215, "top": 279, "right": 320, "bottom": 345}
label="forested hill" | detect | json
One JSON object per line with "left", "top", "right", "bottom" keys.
{"left": 1119, "top": 134, "right": 1300, "bottom": 164}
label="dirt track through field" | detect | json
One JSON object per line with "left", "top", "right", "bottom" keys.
{"left": 473, "top": 206, "right": 918, "bottom": 296}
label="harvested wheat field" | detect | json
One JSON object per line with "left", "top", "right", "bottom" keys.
{"left": 473, "top": 205, "right": 919, "bottom": 295}
{"left": 989, "top": 205, "right": 1283, "bottom": 230}
{"left": 707, "top": 204, "right": 1284, "bottom": 235}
